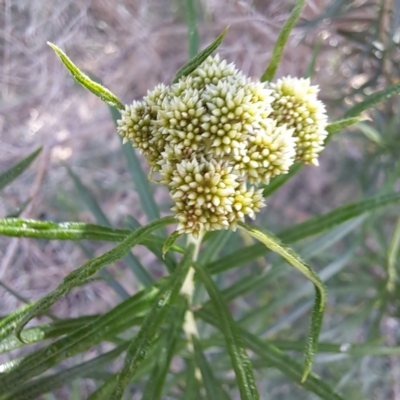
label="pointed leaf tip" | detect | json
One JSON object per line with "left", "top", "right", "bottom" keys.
{"left": 48, "top": 42, "right": 124, "bottom": 110}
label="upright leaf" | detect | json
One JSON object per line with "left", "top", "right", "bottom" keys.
{"left": 194, "top": 262, "right": 259, "bottom": 400}
{"left": 345, "top": 81, "right": 400, "bottom": 118}
{"left": 67, "top": 165, "right": 154, "bottom": 286}
{"left": 0, "top": 147, "right": 42, "bottom": 191}
{"left": 173, "top": 26, "right": 229, "bottom": 83}
{"left": 185, "top": 0, "right": 199, "bottom": 58}
{"left": 260, "top": 0, "right": 306, "bottom": 82}
{"left": 112, "top": 245, "right": 195, "bottom": 399}
{"left": 196, "top": 309, "right": 344, "bottom": 400}
{"left": 47, "top": 43, "right": 124, "bottom": 109}
{"left": 208, "top": 191, "right": 400, "bottom": 275}
{"left": 238, "top": 222, "right": 326, "bottom": 382}
{"left": 141, "top": 300, "right": 187, "bottom": 400}
{"left": 192, "top": 335, "right": 230, "bottom": 400}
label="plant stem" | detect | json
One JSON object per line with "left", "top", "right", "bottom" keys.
{"left": 181, "top": 232, "right": 203, "bottom": 354}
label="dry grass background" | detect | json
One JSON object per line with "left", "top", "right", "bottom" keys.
{"left": 0, "top": 1, "right": 387, "bottom": 397}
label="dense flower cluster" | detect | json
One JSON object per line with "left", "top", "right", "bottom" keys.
{"left": 117, "top": 55, "right": 328, "bottom": 236}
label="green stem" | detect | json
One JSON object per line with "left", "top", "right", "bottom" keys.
{"left": 181, "top": 232, "right": 203, "bottom": 378}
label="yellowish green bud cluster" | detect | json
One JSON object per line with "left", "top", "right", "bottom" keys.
{"left": 267, "top": 77, "right": 328, "bottom": 166}
{"left": 117, "top": 56, "right": 328, "bottom": 235}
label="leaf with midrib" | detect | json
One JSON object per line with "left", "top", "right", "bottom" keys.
{"left": 238, "top": 222, "right": 326, "bottom": 382}
{"left": 47, "top": 43, "right": 124, "bottom": 109}
{"left": 260, "top": 0, "right": 306, "bottom": 82}
{"left": 194, "top": 262, "right": 259, "bottom": 400}
{"left": 207, "top": 191, "right": 400, "bottom": 275}
{"left": 0, "top": 147, "right": 42, "bottom": 191}
{"left": 0, "top": 217, "right": 175, "bottom": 344}
{"left": 0, "top": 218, "right": 184, "bottom": 253}
{"left": 112, "top": 245, "right": 195, "bottom": 399}
{"left": 0, "top": 284, "right": 160, "bottom": 391}
{"left": 173, "top": 26, "right": 229, "bottom": 83}
{"left": 196, "top": 309, "right": 344, "bottom": 400}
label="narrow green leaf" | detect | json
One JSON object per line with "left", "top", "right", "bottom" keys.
{"left": 208, "top": 191, "right": 400, "bottom": 275}
{"left": 0, "top": 344, "right": 128, "bottom": 400}
{"left": 9, "top": 217, "right": 174, "bottom": 341}
{"left": 260, "top": 0, "right": 306, "bottom": 82}
{"left": 387, "top": 217, "right": 400, "bottom": 293}
{"left": 173, "top": 26, "right": 229, "bottom": 83}
{"left": 196, "top": 309, "right": 344, "bottom": 400}
{"left": 0, "top": 315, "right": 98, "bottom": 354}
{"left": 238, "top": 222, "right": 326, "bottom": 382}
{"left": 192, "top": 335, "right": 230, "bottom": 400}
{"left": 304, "top": 38, "right": 322, "bottom": 79}
{"left": 199, "top": 230, "right": 232, "bottom": 265}
{"left": 0, "top": 285, "right": 159, "bottom": 390}
{"left": 326, "top": 116, "right": 368, "bottom": 136}
{"left": 182, "top": 358, "right": 202, "bottom": 400}
{"left": 47, "top": 42, "right": 124, "bottom": 109}
{"left": 87, "top": 375, "right": 120, "bottom": 400}
{"left": 0, "top": 147, "right": 42, "bottom": 191}
{"left": 185, "top": 0, "right": 199, "bottom": 58}
{"left": 0, "top": 218, "right": 181, "bottom": 252}
{"left": 163, "top": 231, "right": 182, "bottom": 259}
{"left": 113, "top": 245, "right": 194, "bottom": 399}
{"left": 194, "top": 262, "right": 259, "bottom": 400}
{"left": 68, "top": 164, "right": 154, "bottom": 286}
{"left": 344, "top": 80, "right": 400, "bottom": 118}
{"left": 356, "top": 122, "right": 385, "bottom": 147}
{"left": 142, "top": 300, "right": 187, "bottom": 400}
{"left": 109, "top": 107, "right": 162, "bottom": 225}
{"left": 66, "top": 165, "right": 109, "bottom": 226}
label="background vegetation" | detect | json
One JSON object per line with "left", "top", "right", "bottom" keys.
{"left": 1, "top": 0, "right": 400, "bottom": 399}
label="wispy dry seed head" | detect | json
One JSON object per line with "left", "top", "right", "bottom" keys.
{"left": 268, "top": 77, "right": 328, "bottom": 166}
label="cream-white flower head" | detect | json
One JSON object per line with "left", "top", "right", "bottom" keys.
{"left": 117, "top": 56, "right": 327, "bottom": 235}
{"left": 267, "top": 77, "right": 328, "bottom": 166}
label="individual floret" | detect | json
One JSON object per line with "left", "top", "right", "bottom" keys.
{"left": 268, "top": 77, "right": 328, "bottom": 166}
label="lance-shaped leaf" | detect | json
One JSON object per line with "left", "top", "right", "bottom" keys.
{"left": 260, "top": 0, "right": 306, "bottom": 82}
{"left": 0, "top": 284, "right": 159, "bottom": 390}
{"left": 0, "top": 344, "right": 128, "bottom": 400}
{"left": 196, "top": 309, "right": 344, "bottom": 400}
{"left": 237, "top": 222, "right": 326, "bottom": 382}
{"left": 345, "top": 80, "right": 400, "bottom": 118}
{"left": 208, "top": 191, "right": 400, "bottom": 275}
{"left": 47, "top": 42, "right": 124, "bottom": 110}
{"left": 185, "top": 0, "right": 199, "bottom": 58}
{"left": 66, "top": 165, "right": 154, "bottom": 287}
{"left": 0, "top": 147, "right": 42, "bottom": 191}
{"left": 173, "top": 26, "right": 229, "bottom": 83}
{"left": 162, "top": 231, "right": 182, "bottom": 259}
{"left": 193, "top": 262, "right": 259, "bottom": 400}
{"left": 0, "top": 218, "right": 183, "bottom": 253}
{"left": 87, "top": 375, "right": 120, "bottom": 400}
{"left": 112, "top": 244, "right": 194, "bottom": 399}
{"left": 3, "top": 216, "right": 175, "bottom": 342}
{"left": 141, "top": 300, "right": 187, "bottom": 400}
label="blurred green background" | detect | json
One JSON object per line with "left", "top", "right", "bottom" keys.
{"left": 1, "top": 0, "right": 400, "bottom": 399}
